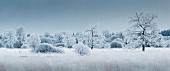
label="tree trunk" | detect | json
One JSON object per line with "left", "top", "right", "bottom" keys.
{"left": 91, "top": 47, "right": 93, "bottom": 49}
{"left": 76, "top": 38, "right": 78, "bottom": 44}
{"left": 91, "top": 30, "right": 94, "bottom": 49}
{"left": 91, "top": 39, "right": 94, "bottom": 49}
{"left": 142, "top": 44, "right": 145, "bottom": 51}
{"left": 142, "top": 29, "right": 145, "bottom": 51}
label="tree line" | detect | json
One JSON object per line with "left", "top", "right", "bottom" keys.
{"left": 0, "top": 12, "right": 170, "bottom": 52}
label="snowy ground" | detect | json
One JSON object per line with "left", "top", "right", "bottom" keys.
{"left": 0, "top": 48, "right": 170, "bottom": 71}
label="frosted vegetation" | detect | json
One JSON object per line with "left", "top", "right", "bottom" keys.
{"left": 0, "top": 48, "right": 170, "bottom": 71}
{"left": 0, "top": 12, "right": 170, "bottom": 71}
{"left": 35, "top": 43, "right": 65, "bottom": 53}
{"left": 0, "top": 12, "right": 169, "bottom": 52}
{"left": 73, "top": 42, "right": 90, "bottom": 56}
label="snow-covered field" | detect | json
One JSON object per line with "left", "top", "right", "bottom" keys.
{"left": 0, "top": 48, "right": 170, "bottom": 71}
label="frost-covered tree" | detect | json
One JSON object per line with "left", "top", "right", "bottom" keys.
{"left": 164, "top": 39, "right": 170, "bottom": 47}
{"left": 74, "top": 32, "right": 85, "bottom": 44}
{"left": 102, "top": 30, "right": 112, "bottom": 38}
{"left": 115, "top": 32, "right": 125, "bottom": 40}
{"left": 150, "top": 30, "right": 164, "bottom": 47}
{"left": 85, "top": 25, "right": 98, "bottom": 49}
{"left": 0, "top": 35, "right": 3, "bottom": 48}
{"left": 40, "top": 36, "right": 53, "bottom": 44}
{"left": 125, "top": 37, "right": 142, "bottom": 49}
{"left": 44, "top": 32, "right": 51, "bottom": 37}
{"left": 16, "top": 26, "right": 25, "bottom": 42}
{"left": 53, "top": 33, "right": 64, "bottom": 43}
{"left": 40, "top": 32, "right": 53, "bottom": 44}
{"left": 129, "top": 12, "right": 158, "bottom": 51}
{"left": 15, "top": 26, "right": 26, "bottom": 48}
{"left": 63, "top": 34, "right": 76, "bottom": 48}
{"left": 93, "top": 35, "right": 109, "bottom": 48}
{"left": 27, "top": 34, "right": 41, "bottom": 51}
{"left": 124, "top": 29, "right": 142, "bottom": 49}
{"left": 4, "top": 30, "right": 16, "bottom": 48}
{"left": 102, "top": 30, "right": 113, "bottom": 43}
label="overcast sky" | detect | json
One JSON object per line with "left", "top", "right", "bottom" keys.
{"left": 0, "top": 0, "right": 169, "bottom": 34}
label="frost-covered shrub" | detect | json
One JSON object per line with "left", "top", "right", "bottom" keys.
{"left": 153, "top": 42, "right": 164, "bottom": 48}
{"left": 0, "top": 42, "right": 3, "bottom": 48}
{"left": 123, "top": 35, "right": 142, "bottom": 49}
{"left": 94, "top": 43, "right": 110, "bottom": 48}
{"left": 124, "top": 40, "right": 142, "bottom": 49}
{"left": 164, "top": 40, "right": 170, "bottom": 47}
{"left": 114, "top": 38, "right": 124, "bottom": 43}
{"left": 55, "top": 47, "right": 65, "bottom": 53}
{"left": 35, "top": 43, "right": 64, "bottom": 53}
{"left": 103, "top": 44, "right": 110, "bottom": 48}
{"left": 21, "top": 44, "right": 29, "bottom": 49}
{"left": 166, "top": 43, "right": 170, "bottom": 47}
{"left": 73, "top": 42, "right": 90, "bottom": 56}
{"left": 66, "top": 44, "right": 73, "bottom": 48}
{"left": 13, "top": 41, "right": 23, "bottom": 48}
{"left": 40, "top": 37, "right": 52, "bottom": 44}
{"left": 110, "top": 41, "right": 123, "bottom": 48}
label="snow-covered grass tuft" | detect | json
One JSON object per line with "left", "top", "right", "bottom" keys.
{"left": 73, "top": 42, "right": 90, "bottom": 56}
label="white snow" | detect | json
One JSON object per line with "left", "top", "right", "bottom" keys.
{"left": 0, "top": 48, "right": 170, "bottom": 71}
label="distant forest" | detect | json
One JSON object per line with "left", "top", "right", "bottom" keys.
{"left": 160, "top": 29, "right": 170, "bottom": 36}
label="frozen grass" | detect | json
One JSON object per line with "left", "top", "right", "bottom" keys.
{"left": 0, "top": 48, "right": 170, "bottom": 71}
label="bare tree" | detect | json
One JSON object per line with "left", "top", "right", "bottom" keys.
{"left": 85, "top": 25, "right": 97, "bottom": 49}
{"left": 129, "top": 12, "right": 158, "bottom": 51}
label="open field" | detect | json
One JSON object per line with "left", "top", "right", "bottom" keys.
{"left": 0, "top": 48, "right": 170, "bottom": 71}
